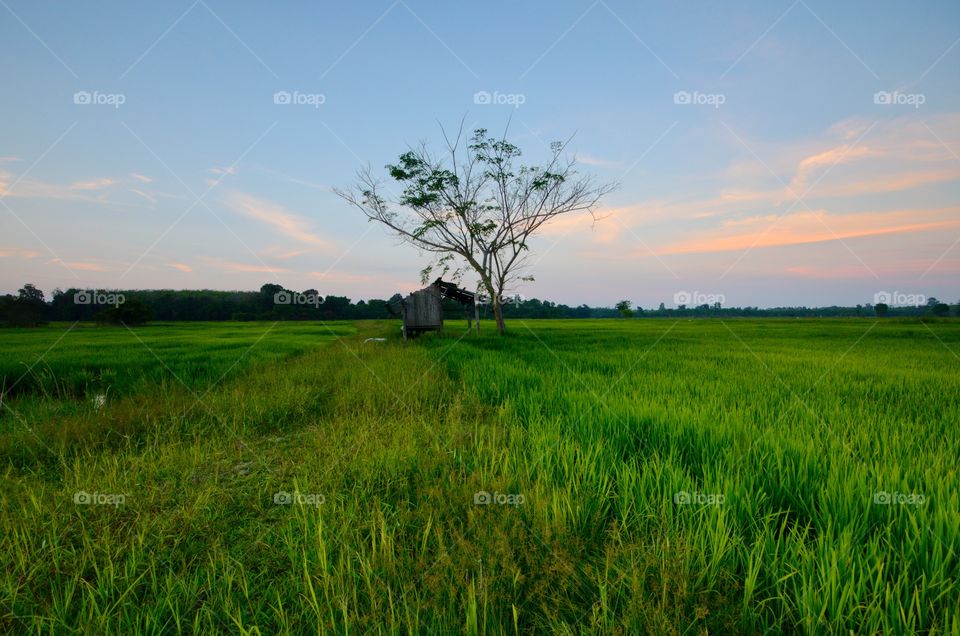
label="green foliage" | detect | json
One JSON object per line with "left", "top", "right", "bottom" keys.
{"left": 95, "top": 299, "right": 153, "bottom": 326}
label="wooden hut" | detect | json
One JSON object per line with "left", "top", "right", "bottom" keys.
{"left": 399, "top": 278, "right": 476, "bottom": 339}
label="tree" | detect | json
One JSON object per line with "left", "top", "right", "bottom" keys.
{"left": 335, "top": 125, "right": 615, "bottom": 334}
{"left": 18, "top": 284, "right": 45, "bottom": 304}
{"left": 615, "top": 300, "right": 634, "bottom": 318}
{"left": 95, "top": 299, "right": 152, "bottom": 326}
{"left": 874, "top": 303, "right": 889, "bottom": 317}
{"left": 2, "top": 283, "right": 48, "bottom": 326}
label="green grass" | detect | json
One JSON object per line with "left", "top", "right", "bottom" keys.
{"left": 0, "top": 318, "right": 958, "bottom": 634}
{"left": 0, "top": 321, "right": 353, "bottom": 400}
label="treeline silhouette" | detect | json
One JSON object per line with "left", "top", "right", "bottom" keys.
{"left": 0, "top": 283, "right": 956, "bottom": 326}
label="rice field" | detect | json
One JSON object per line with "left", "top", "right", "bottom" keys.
{"left": 0, "top": 318, "right": 958, "bottom": 634}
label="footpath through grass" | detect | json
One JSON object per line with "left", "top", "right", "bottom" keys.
{"left": 0, "top": 318, "right": 958, "bottom": 634}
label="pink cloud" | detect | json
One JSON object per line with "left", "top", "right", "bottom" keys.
{"left": 69, "top": 178, "right": 115, "bottom": 191}
{"left": 227, "top": 192, "right": 334, "bottom": 250}
{"left": 0, "top": 247, "right": 40, "bottom": 259}
{"left": 46, "top": 258, "right": 109, "bottom": 272}
{"left": 657, "top": 207, "right": 960, "bottom": 255}
{"left": 201, "top": 257, "right": 288, "bottom": 274}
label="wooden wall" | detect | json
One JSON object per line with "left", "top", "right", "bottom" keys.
{"left": 402, "top": 285, "right": 443, "bottom": 334}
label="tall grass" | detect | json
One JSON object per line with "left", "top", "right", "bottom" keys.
{"left": 427, "top": 318, "right": 960, "bottom": 633}
{"left": 0, "top": 318, "right": 957, "bottom": 633}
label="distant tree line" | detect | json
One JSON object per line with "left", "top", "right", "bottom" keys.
{"left": 615, "top": 298, "right": 958, "bottom": 318}
{"left": 1, "top": 282, "right": 957, "bottom": 326}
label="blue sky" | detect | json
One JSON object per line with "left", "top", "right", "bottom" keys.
{"left": 1, "top": 0, "right": 958, "bottom": 307}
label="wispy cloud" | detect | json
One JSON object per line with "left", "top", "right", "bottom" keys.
{"left": 785, "top": 145, "right": 875, "bottom": 198}
{"left": 657, "top": 207, "right": 960, "bottom": 255}
{"left": 168, "top": 262, "right": 192, "bottom": 273}
{"left": 129, "top": 188, "right": 158, "bottom": 204}
{"left": 260, "top": 246, "right": 308, "bottom": 260}
{"left": 69, "top": 178, "right": 115, "bottom": 191}
{"left": 130, "top": 172, "right": 153, "bottom": 183}
{"left": 206, "top": 166, "right": 238, "bottom": 187}
{"left": 226, "top": 192, "right": 335, "bottom": 250}
{"left": 814, "top": 167, "right": 960, "bottom": 198}
{"left": 200, "top": 256, "right": 289, "bottom": 274}
{"left": 575, "top": 153, "right": 622, "bottom": 169}
{"left": 0, "top": 170, "right": 154, "bottom": 206}
{"left": 47, "top": 258, "right": 109, "bottom": 272}
{"left": 0, "top": 247, "right": 40, "bottom": 259}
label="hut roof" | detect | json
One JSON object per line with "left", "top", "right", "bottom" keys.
{"left": 434, "top": 278, "right": 475, "bottom": 305}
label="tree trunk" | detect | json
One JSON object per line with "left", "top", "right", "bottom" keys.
{"left": 481, "top": 279, "right": 506, "bottom": 335}
{"left": 492, "top": 296, "right": 505, "bottom": 335}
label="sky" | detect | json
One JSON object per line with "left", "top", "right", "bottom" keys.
{"left": 1, "top": 0, "right": 958, "bottom": 308}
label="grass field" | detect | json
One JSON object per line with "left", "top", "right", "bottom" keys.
{"left": 1, "top": 318, "right": 958, "bottom": 634}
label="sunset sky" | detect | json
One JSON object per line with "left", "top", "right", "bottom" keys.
{"left": 2, "top": 0, "right": 958, "bottom": 307}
